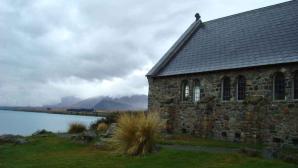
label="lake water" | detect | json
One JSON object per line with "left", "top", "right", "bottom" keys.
{"left": 0, "top": 110, "right": 101, "bottom": 136}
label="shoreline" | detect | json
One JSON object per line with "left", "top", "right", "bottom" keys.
{"left": 0, "top": 108, "right": 115, "bottom": 117}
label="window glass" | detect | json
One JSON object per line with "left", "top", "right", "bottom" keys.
{"left": 185, "top": 85, "right": 190, "bottom": 98}
{"left": 193, "top": 82, "right": 200, "bottom": 102}
{"left": 222, "top": 77, "right": 231, "bottom": 101}
{"left": 237, "top": 76, "right": 246, "bottom": 100}
{"left": 294, "top": 72, "right": 298, "bottom": 99}
{"left": 274, "top": 72, "right": 285, "bottom": 100}
{"left": 182, "top": 81, "right": 189, "bottom": 100}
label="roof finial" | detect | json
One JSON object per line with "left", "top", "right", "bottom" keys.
{"left": 195, "top": 13, "right": 201, "bottom": 21}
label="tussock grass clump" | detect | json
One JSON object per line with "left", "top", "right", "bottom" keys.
{"left": 89, "top": 114, "right": 118, "bottom": 130}
{"left": 68, "top": 123, "right": 87, "bottom": 134}
{"left": 113, "top": 112, "right": 162, "bottom": 156}
{"left": 97, "top": 123, "right": 109, "bottom": 133}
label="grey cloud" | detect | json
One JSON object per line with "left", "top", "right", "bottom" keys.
{"left": 0, "top": 0, "right": 288, "bottom": 106}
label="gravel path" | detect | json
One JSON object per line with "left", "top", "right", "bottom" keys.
{"left": 158, "top": 144, "right": 240, "bottom": 153}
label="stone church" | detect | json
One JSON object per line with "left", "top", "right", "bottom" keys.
{"left": 147, "top": 0, "right": 298, "bottom": 146}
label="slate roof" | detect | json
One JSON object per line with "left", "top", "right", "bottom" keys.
{"left": 147, "top": 0, "right": 298, "bottom": 77}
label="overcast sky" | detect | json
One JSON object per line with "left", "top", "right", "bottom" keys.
{"left": 0, "top": 0, "right": 289, "bottom": 106}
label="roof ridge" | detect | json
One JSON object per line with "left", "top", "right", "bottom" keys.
{"left": 203, "top": 0, "right": 295, "bottom": 24}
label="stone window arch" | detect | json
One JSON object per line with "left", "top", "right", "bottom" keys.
{"left": 294, "top": 71, "right": 298, "bottom": 100}
{"left": 181, "top": 80, "right": 190, "bottom": 101}
{"left": 236, "top": 75, "right": 246, "bottom": 101}
{"left": 193, "top": 80, "right": 201, "bottom": 102}
{"left": 221, "top": 77, "right": 231, "bottom": 101}
{"left": 273, "top": 72, "right": 285, "bottom": 100}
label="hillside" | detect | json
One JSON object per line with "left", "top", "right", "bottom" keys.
{"left": 46, "top": 95, "right": 148, "bottom": 111}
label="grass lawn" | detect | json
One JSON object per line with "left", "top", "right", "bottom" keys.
{"left": 0, "top": 135, "right": 296, "bottom": 168}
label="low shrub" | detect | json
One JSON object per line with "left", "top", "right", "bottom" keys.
{"left": 68, "top": 123, "right": 87, "bottom": 134}
{"left": 89, "top": 113, "right": 118, "bottom": 130}
{"left": 32, "top": 129, "right": 53, "bottom": 136}
{"left": 112, "top": 112, "right": 162, "bottom": 156}
{"left": 97, "top": 123, "right": 109, "bottom": 133}
{"left": 239, "top": 147, "right": 259, "bottom": 157}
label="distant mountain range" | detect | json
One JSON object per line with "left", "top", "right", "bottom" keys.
{"left": 45, "top": 95, "right": 148, "bottom": 111}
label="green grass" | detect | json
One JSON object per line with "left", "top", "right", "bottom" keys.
{"left": 0, "top": 135, "right": 296, "bottom": 168}
{"left": 158, "top": 135, "right": 265, "bottom": 149}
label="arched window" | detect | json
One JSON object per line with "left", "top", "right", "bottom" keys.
{"left": 193, "top": 80, "right": 200, "bottom": 102}
{"left": 237, "top": 76, "right": 246, "bottom": 100}
{"left": 294, "top": 71, "right": 298, "bottom": 100}
{"left": 222, "top": 77, "right": 231, "bottom": 101}
{"left": 181, "top": 80, "right": 190, "bottom": 100}
{"left": 274, "top": 72, "right": 285, "bottom": 100}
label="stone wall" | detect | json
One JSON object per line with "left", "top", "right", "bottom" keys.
{"left": 148, "top": 63, "right": 298, "bottom": 146}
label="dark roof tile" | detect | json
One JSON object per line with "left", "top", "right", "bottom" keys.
{"left": 148, "top": 0, "right": 298, "bottom": 77}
